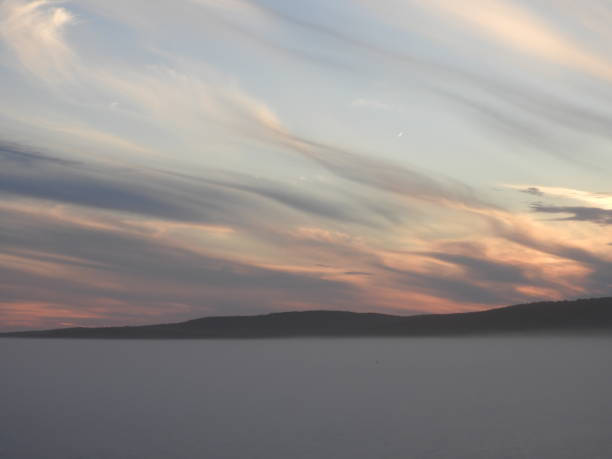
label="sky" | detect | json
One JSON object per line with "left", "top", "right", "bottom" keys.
{"left": 1, "top": 0, "right": 612, "bottom": 331}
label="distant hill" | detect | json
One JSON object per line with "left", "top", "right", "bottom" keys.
{"left": 2, "top": 297, "right": 612, "bottom": 339}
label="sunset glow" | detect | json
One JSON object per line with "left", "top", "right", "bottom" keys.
{"left": 1, "top": 0, "right": 612, "bottom": 330}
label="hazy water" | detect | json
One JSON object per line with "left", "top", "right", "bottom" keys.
{"left": 1, "top": 337, "right": 611, "bottom": 459}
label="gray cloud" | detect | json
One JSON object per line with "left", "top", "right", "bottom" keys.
{"left": 0, "top": 141, "right": 398, "bottom": 228}
{"left": 0, "top": 142, "right": 231, "bottom": 223}
{"left": 488, "top": 214, "right": 612, "bottom": 296}
{"left": 381, "top": 263, "right": 523, "bottom": 305}
{"left": 420, "top": 252, "right": 530, "bottom": 285}
{"left": 284, "top": 134, "right": 489, "bottom": 209}
{"left": 531, "top": 204, "right": 612, "bottom": 225}
{"left": 156, "top": 168, "right": 393, "bottom": 227}
{"left": 0, "top": 206, "right": 362, "bottom": 322}
{"left": 0, "top": 141, "right": 79, "bottom": 166}
{"left": 521, "top": 187, "right": 544, "bottom": 196}
{"left": 486, "top": 79, "right": 612, "bottom": 143}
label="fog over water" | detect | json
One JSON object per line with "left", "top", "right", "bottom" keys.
{"left": 2, "top": 337, "right": 611, "bottom": 459}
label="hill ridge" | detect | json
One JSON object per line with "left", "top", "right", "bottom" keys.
{"left": 2, "top": 297, "right": 612, "bottom": 339}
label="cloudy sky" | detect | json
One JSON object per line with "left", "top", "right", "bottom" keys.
{"left": 1, "top": 0, "right": 612, "bottom": 330}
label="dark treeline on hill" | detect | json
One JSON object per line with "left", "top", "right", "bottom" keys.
{"left": 3, "top": 297, "right": 612, "bottom": 339}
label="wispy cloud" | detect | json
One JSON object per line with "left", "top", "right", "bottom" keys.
{"left": 2, "top": 0, "right": 612, "bottom": 329}
{"left": 0, "top": 141, "right": 398, "bottom": 228}
{"left": 420, "top": 0, "right": 612, "bottom": 81}
{"left": 507, "top": 184, "right": 612, "bottom": 209}
{"left": 531, "top": 204, "right": 612, "bottom": 225}
{"left": 0, "top": 0, "right": 76, "bottom": 81}
{"left": 0, "top": 201, "right": 364, "bottom": 330}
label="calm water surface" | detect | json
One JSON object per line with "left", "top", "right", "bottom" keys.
{"left": 1, "top": 337, "right": 611, "bottom": 458}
